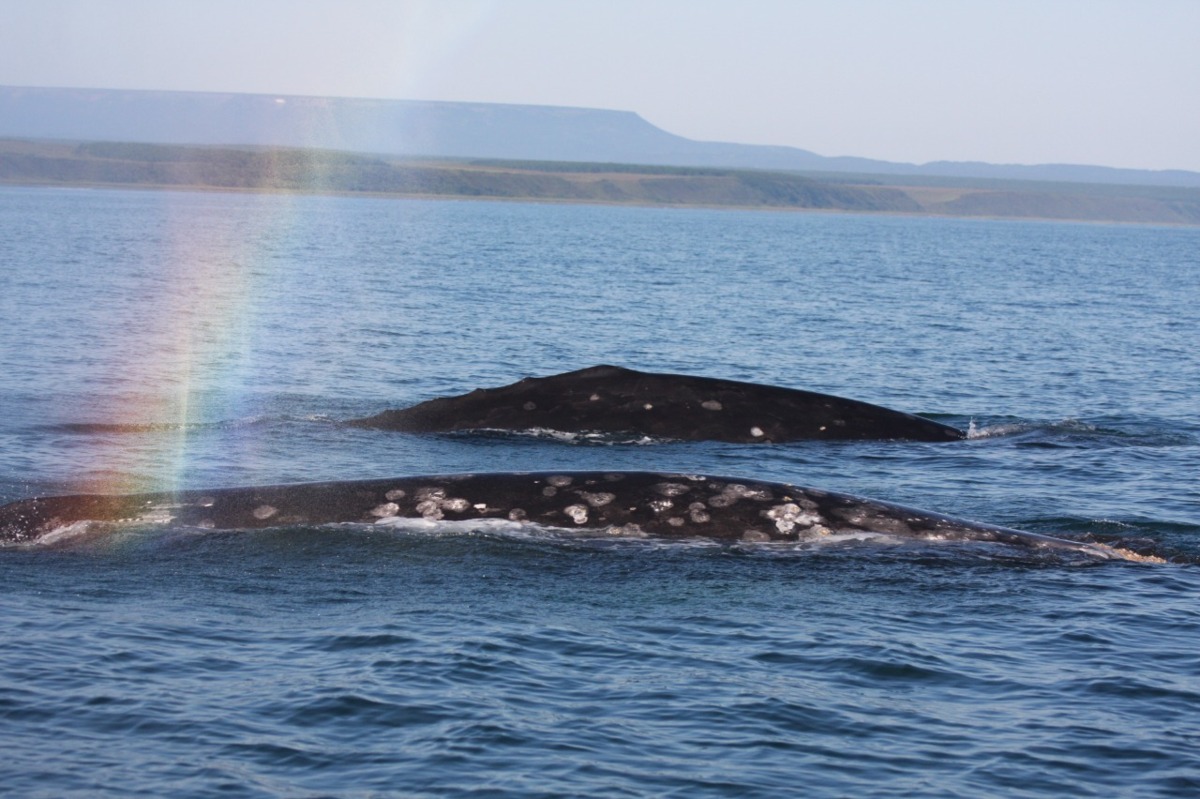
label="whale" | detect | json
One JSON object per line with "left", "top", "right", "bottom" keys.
{"left": 348, "top": 365, "right": 965, "bottom": 442}
{"left": 0, "top": 470, "right": 1137, "bottom": 559}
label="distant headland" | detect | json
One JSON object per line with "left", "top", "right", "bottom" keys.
{"left": 2, "top": 86, "right": 1199, "bottom": 224}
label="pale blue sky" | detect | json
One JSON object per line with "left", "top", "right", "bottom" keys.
{"left": 2, "top": 0, "right": 1197, "bottom": 171}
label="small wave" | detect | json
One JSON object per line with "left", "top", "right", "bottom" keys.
{"left": 965, "top": 417, "right": 1104, "bottom": 440}
{"left": 9, "top": 514, "right": 1174, "bottom": 565}
{"left": 29, "top": 520, "right": 106, "bottom": 546}
{"left": 4, "top": 519, "right": 156, "bottom": 551}
{"left": 46, "top": 416, "right": 276, "bottom": 435}
{"left": 968, "top": 418, "right": 1193, "bottom": 450}
{"left": 302, "top": 414, "right": 342, "bottom": 424}
{"left": 370, "top": 516, "right": 536, "bottom": 537}
{"left": 526, "top": 427, "right": 661, "bottom": 446}
{"left": 368, "top": 517, "right": 723, "bottom": 551}
{"left": 966, "top": 419, "right": 1035, "bottom": 439}
{"left": 1032, "top": 517, "right": 1197, "bottom": 565}
{"left": 369, "top": 519, "right": 915, "bottom": 552}
{"left": 49, "top": 421, "right": 187, "bottom": 434}
{"left": 448, "top": 427, "right": 663, "bottom": 446}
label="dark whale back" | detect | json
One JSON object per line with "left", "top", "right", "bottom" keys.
{"left": 0, "top": 470, "right": 1117, "bottom": 558}
{"left": 350, "top": 365, "right": 965, "bottom": 442}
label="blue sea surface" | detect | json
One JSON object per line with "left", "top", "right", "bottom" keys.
{"left": 1, "top": 186, "right": 1198, "bottom": 797}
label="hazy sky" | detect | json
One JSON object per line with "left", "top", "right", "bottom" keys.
{"left": 2, "top": 0, "right": 1197, "bottom": 171}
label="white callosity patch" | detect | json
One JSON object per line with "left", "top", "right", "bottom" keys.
{"left": 649, "top": 498, "right": 674, "bottom": 514}
{"left": 701, "top": 400, "right": 723, "bottom": 411}
{"left": 415, "top": 487, "right": 447, "bottom": 520}
{"left": 547, "top": 475, "right": 574, "bottom": 488}
{"left": 579, "top": 491, "right": 616, "bottom": 508}
{"left": 707, "top": 482, "right": 775, "bottom": 508}
{"left": 764, "top": 503, "right": 822, "bottom": 535}
{"left": 653, "top": 482, "right": 692, "bottom": 497}
{"left": 370, "top": 502, "right": 401, "bottom": 518}
{"left": 750, "top": 426, "right": 765, "bottom": 438}
{"left": 415, "top": 500, "right": 443, "bottom": 520}
{"left": 410, "top": 486, "right": 471, "bottom": 521}
{"left": 385, "top": 488, "right": 406, "bottom": 501}
{"left": 688, "top": 502, "right": 711, "bottom": 523}
{"left": 734, "top": 484, "right": 773, "bottom": 501}
{"left": 563, "top": 504, "right": 589, "bottom": 525}
{"left": 252, "top": 504, "right": 278, "bottom": 520}
{"left": 830, "top": 505, "right": 914, "bottom": 537}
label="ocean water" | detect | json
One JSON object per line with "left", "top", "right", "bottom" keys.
{"left": 1, "top": 185, "right": 1198, "bottom": 798}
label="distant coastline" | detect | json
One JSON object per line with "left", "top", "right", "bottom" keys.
{"left": 5, "top": 86, "right": 1199, "bottom": 190}
{"left": 3, "top": 138, "right": 1199, "bottom": 225}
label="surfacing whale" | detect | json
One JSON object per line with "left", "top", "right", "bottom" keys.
{"left": 348, "top": 365, "right": 965, "bottom": 442}
{"left": 0, "top": 471, "right": 1137, "bottom": 559}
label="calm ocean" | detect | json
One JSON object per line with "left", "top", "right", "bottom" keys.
{"left": 1, "top": 186, "right": 1198, "bottom": 797}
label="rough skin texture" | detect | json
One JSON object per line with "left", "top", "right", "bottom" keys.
{"left": 349, "top": 365, "right": 965, "bottom": 442}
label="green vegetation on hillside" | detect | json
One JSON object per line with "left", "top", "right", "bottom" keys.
{"left": 0, "top": 139, "right": 918, "bottom": 212}
{"left": 3, "top": 138, "right": 1198, "bottom": 224}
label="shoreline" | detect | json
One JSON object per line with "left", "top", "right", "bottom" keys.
{"left": 3, "top": 138, "right": 1198, "bottom": 226}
